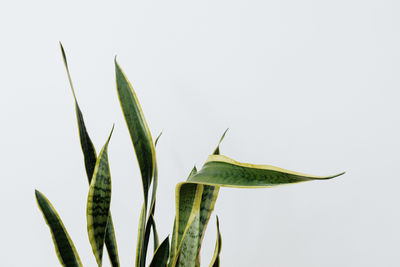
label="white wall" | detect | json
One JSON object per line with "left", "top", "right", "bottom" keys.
{"left": 1, "top": 0, "right": 399, "bottom": 266}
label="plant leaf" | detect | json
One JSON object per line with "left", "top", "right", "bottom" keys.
{"left": 104, "top": 216, "right": 120, "bottom": 267}
{"left": 141, "top": 205, "right": 155, "bottom": 267}
{"left": 212, "top": 128, "right": 229, "bottom": 155}
{"left": 115, "top": 59, "right": 155, "bottom": 207}
{"left": 178, "top": 185, "right": 219, "bottom": 267}
{"left": 87, "top": 128, "right": 114, "bottom": 266}
{"left": 188, "top": 154, "right": 344, "bottom": 187}
{"left": 35, "top": 190, "right": 83, "bottom": 267}
{"left": 60, "top": 42, "right": 97, "bottom": 182}
{"left": 60, "top": 42, "right": 120, "bottom": 267}
{"left": 135, "top": 204, "right": 146, "bottom": 267}
{"left": 168, "top": 166, "right": 196, "bottom": 267}
{"left": 177, "top": 131, "right": 226, "bottom": 266}
{"left": 150, "top": 132, "right": 162, "bottom": 251}
{"left": 149, "top": 236, "right": 170, "bottom": 267}
{"left": 170, "top": 183, "right": 203, "bottom": 267}
{"left": 209, "top": 216, "right": 222, "bottom": 267}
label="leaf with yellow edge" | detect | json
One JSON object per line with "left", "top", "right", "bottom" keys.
{"left": 60, "top": 42, "right": 120, "bottom": 267}
{"left": 177, "top": 130, "right": 226, "bottom": 267}
{"left": 188, "top": 154, "right": 344, "bottom": 188}
{"left": 209, "top": 216, "right": 222, "bottom": 267}
{"left": 169, "top": 183, "right": 203, "bottom": 267}
{"left": 35, "top": 190, "right": 83, "bottom": 267}
{"left": 176, "top": 130, "right": 343, "bottom": 266}
{"left": 135, "top": 204, "right": 146, "bottom": 267}
{"left": 87, "top": 127, "right": 114, "bottom": 266}
{"left": 115, "top": 59, "right": 155, "bottom": 207}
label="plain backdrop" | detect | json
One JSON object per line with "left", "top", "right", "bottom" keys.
{"left": 1, "top": 0, "right": 399, "bottom": 266}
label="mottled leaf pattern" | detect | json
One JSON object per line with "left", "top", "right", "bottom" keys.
{"left": 149, "top": 236, "right": 170, "bottom": 267}
{"left": 170, "top": 183, "right": 203, "bottom": 266}
{"left": 87, "top": 128, "right": 114, "bottom": 266}
{"left": 60, "top": 43, "right": 120, "bottom": 266}
{"left": 179, "top": 185, "right": 219, "bottom": 267}
{"left": 188, "top": 155, "right": 344, "bottom": 188}
{"left": 35, "top": 190, "right": 83, "bottom": 267}
{"left": 104, "top": 216, "right": 119, "bottom": 267}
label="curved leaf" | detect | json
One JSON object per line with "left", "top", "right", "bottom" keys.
{"left": 115, "top": 59, "right": 155, "bottom": 207}
{"left": 149, "top": 236, "right": 170, "bottom": 267}
{"left": 209, "top": 216, "right": 222, "bottom": 267}
{"left": 188, "top": 155, "right": 344, "bottom": 188}
{"left": 35, "top": 190, "right": 82, "bottom": 267}
{"left": 87, "top": 128, "right": 114, "bottom": 266}
{"left": 60, "top": 42, "right": 120, "bottom": 267}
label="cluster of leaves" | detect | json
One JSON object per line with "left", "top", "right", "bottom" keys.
{"left": 35, "top": 44, "right": 344, "bottom": 267}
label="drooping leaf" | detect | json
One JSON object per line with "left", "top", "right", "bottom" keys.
{"left": 87, "top": 128, "right": 114, "bottom": 266}
{"left": 35, "top": 190, "right": 83, "bottom": 267}
{"left": 209, "top": 216, "right": 222, "bottom": 267}
{"left": 169, "top": 183, "right": 203, "bottom": 267}
{"left": 188, "top": 154, "right": 344, "bottom": 187}
{"left": 60, "top": 42, "right": 120, "bottom": 267}
{"left": 115, "top": 59, "right": 155, "bottom": 207}
{"left": 149, "top": 236, "right": 170, "bottom": 267}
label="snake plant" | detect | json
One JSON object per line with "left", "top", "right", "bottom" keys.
{"left": 35, "top": 44, "right": 344, "bottom": 267}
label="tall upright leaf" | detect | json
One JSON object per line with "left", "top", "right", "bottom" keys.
{"left": 87, "top": 128, "right": 114, "bottom": 266}
{"left": 209, "top": 216, "right": 222, "bottom": 267}
{"left": 178, "top": 130, "right": 227, "bottom": 267}
{"left": 169, "top": 183, "right": 203, "bottom": 267}
{"left": 135, "top": 204, "right": 147, "bottom": 267}
{"left": 60, "top": 43, "right": 120, "bottom": 266}
{"left": 35, "top": 190, "right": 83, "bottom": 267}
{"left": 150, "top": 132, "right": 163, "bottom": 252}
{"left": 115, "top": 59, "right": 155, "bottom": 207}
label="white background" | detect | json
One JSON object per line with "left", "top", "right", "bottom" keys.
{"left": 1, "top": 0, "right": 399, "bottom": 266}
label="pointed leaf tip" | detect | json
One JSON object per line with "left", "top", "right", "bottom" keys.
{"left": 213, "top": 128, "right": 229, "bottom": 155}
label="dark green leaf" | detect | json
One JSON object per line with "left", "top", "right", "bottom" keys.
{"left": 35, "top": 190, "right": 82, "bottom": 267}
{"left": 149, "top": 236, "right": 170, "bottom": 267}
